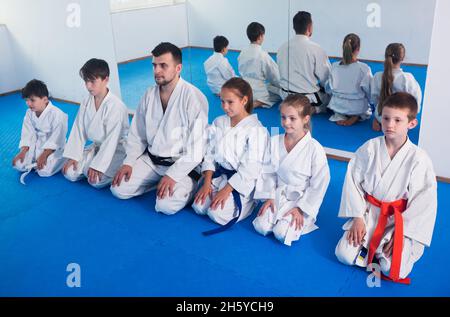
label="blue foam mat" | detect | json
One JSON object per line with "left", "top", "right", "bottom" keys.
{"left": 0, "top": 93, "right": 448, "bottom": 296}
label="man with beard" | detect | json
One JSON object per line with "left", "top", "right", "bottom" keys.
{"left": 111, "top": 42, "right": 209, "bottom": 215}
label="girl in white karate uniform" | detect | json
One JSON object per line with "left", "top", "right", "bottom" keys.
{"left": 371, "top": 43, "right": 422, "bottom": 131}
{"left": 62, "top": 59, "right": 129, "bottom": 188}
{"left": 326, "top": 33, "right": 372, "bottom": 126}
{"left": 253, "top": 94, "right": 330, "bottom": 246}
{"left": 193, "top": 78, "right": 269, "bottom": 233}
{"left": 13, "top": 80, "right": 68, "bottom": 178}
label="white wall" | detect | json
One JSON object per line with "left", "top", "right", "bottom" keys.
{"left": 0, "top": 25, "right": 21, "bottom": 94}
{"left": 419, "top": 0, "right": 450, "bottom": 179}
{"left": 0, "top": 0, "right": 121, "bottom": 102}
{"left": 186, "top": 0, "right": 290, "bottom": 53}
{"left": 291, "top": 0, "right": 436, "bottom": 64}
{"left": 186, "top": 0, "right": 435, "bottom": 64}
{"left": 111, "top": 4, "right": 189, "bottom": 63}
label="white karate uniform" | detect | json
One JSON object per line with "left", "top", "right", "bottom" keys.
{"left": 277, "top": 35, "right": 331, "bottom": 110}
{"left": 63, "top": 91, "right": 129, "bottom": 188}
{"left": 111, "top": 78, "right": 209, "bottom": 215}
{"left": 371, "top": 68, "right": 422, "bottom": 122}
{"left": 238, "top": 44, "right": 281, "bottom": 107}
{"left": 325, "top": 61, "right": 373, "bottom": 121}
{"left": 14, "top": 101, "right": 68, "bottom": 177}
{"left": 204, "top": 52, "right": 236, "bottom": 95}
{"left": 335, "top": 136, "right": 437, "bottom": 279}
{"left": 192, "top": 114, "right": 269, "bottom": 225}
{"left": 253, "top": 132, "right": 330, "bottom": 246}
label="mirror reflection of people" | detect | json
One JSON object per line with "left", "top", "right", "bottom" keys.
{"left": 371, "top": 43, "right": 422, "bottom": 131}
{"left": 238, "top": 22, "right": 281, "bottom": 109}
{"left": 325, "top": 33, "right": 373, "bottom": 126}
{"left": 204, "top": 36, "right": 236, "bottom": 96}
{"left": 277, "top": 11, "right": 331, "bottom": 114}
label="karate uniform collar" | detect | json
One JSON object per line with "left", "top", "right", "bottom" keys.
{"left": 295, "top": 34, "right": 310, "bottom": 41}
{"left": 213, "top": 52, "right": 225, "bottom": 59}
{"left": 91, "top": 89, "right": 112, "bottom": 112}
{"left": 228, "top": 113, "right": 259, "bottom": 128}
{"left": 32, "top": 100, "right": 54, "bottom": 120}
{"left": 380, "top": 135, "right": 412, "bottom": 162}
{"left": 284, "top": 131, "right": 312, "bottom": 153}
{"left": 250, "top": 43, "right": 262, "bottom": 50}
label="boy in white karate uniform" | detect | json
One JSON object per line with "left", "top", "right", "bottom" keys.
{"left": 325, "top": 33, "right": 372, "bottom": 126}
{"left": 112, "top": 43, "right": 209, "bottom": 215}
{"left": 371, "top": 43, "right": 422, "bottom": 131}
{"left": 193, "top": 78, "right": 268, "bottom": 234}
{"left": 335, "top": 92, "right": 437, "bottom": 284}
{"left": 13, "top": 79, "right": 68, "bottom": 177}
{"left": 62, "top": 59, "right": 129, "bottom": 188}
{"left": 277, "top": 11, "right": 331, "bottom": 113}
{"left": 238, "top": 22, "right": 281, "bottom": 108}
{"left": 253, "top": 94, "right": 330, "bottom": 246}
{"left": 204, "top": 36, "right": 236, "bottom": 95}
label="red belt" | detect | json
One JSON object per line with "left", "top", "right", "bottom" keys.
{"left": 366, "top": 194, "right": 410, "bottom": 284}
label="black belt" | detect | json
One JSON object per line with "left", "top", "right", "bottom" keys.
{"left": 146, "top": 150, "right": 201, "bottom": 182}
{"left": 281, "top": 87, "right": 323, "bottom": 107}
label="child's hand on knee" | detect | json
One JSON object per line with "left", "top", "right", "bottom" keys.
{"left": 36, "top": 149, "right": 53, "bottom": 170}
{"left": 195, "top": 183, "right": 213, "bottom": 205}
{"left": 285, "top": 207, "right": 304, "bottom": 230}
{"left": 63, "top": 159, "right": 78, "bottom": 175}
{"left": 257, "top": 199, "right": 275, "bottom": 217}
{"left": 12, "top": 150, "right": 27, "bottom": 166}
{"left": 348, "top": 217, "right": 366, "bottom": 247}
{"left": 88, "top": 168, "right": 103, "bottom": 184}
{"left": 210, "top": 184, "right": 233, "bottom": 211}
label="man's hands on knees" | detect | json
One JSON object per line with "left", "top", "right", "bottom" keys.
{"left": 112, "top": 165, "right": 132, "bottom": 187}
{"left": 157, "top": 175, "right": 176, "bottom": 199}
{"left": 348, "top": 217, "right": 366, "bottom": 247}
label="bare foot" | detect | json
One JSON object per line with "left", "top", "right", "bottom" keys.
{"left": 372, "top": 118, "right": 381, "bottom": 131}
{"left": 340, "top": 116, "right": 359, "bottom": 126}
{"left": 253, "top": 100, "right": 266, "bottom": 109}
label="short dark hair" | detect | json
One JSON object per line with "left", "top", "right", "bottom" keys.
{"left": 152, "top": 42, "right": 182, "bottom": 64}
{"left": 247, "top": 22, "right": 265, "bottom": 42}
{"left": 21, "top": 79, "right": 49, "bottom": 99}
{"left": 381, "top": 92, "right": 418, "bottom": 121}
{"left": 213, "top": 36, "right": 229, "bottom": 53}
{"left": 293, "top": 11, "right": 312, "bottom": 35}
{"left": 79, "top": 58, "right": 110, "bottom": 81}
